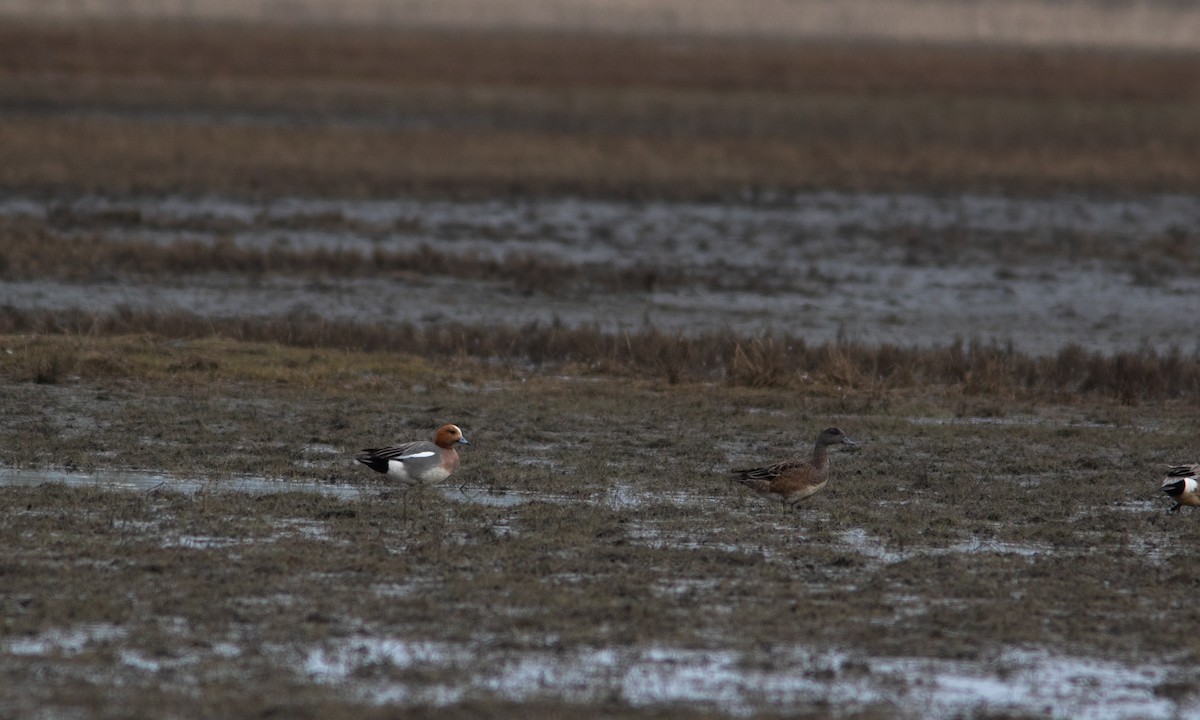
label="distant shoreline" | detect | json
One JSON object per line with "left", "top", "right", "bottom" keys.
{"left": 4, "top": 0, "right": 1200, "bottom": 52}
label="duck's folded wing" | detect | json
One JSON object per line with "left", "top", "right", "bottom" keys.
{"left": 731, "top": 461, "right": 801, "bottom": 485}
{"left": 357, "top": 440, "right": 436, "bottom": 464}
{"left": 1166, "top": 463, "right": 1200, "bottom": 478}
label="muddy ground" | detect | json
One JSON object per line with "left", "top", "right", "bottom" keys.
{"left": 2, "top": 339, "right": 1200, "bottom": 719}
{"left": 2, "top": 18, "right": 1200, "bottom": 720}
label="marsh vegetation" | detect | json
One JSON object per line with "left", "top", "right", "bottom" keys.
{"left": 3, "top": 335, "right": 1200, "bottom": 718}
{"left": 2, "top": 14, "right": 1199, "bottom": 720}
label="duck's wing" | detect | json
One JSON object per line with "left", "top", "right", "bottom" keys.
{"left": 731, "top": 460, "right": 806, "bottom": 490}
{"left": 1166, "top": 463, "right": 1200, "bottom": 478}
{"left": 356, "top": 440, "right": 437, "bottom": 465}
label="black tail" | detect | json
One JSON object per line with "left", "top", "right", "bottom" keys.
{"left": 1162, "top": 479, "right": 1187, "bottom": 498}
{"left": 356, "top": 450, "right": 389, "bottom": 474}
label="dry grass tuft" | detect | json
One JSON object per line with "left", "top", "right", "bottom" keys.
{"left": 20, "top": 340, "right": 78, "bottom": 384}
{"left": 728, "top": 336, "right": 791, "bottom": 388}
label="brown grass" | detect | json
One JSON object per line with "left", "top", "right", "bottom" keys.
{"left": 3, "top": 310, "right": 1198, "bottom": 403}
{"left": 18, "top": 339, "right": 79, "bottom": 384}
{"left": 728, "top": 336, "right": 791, "bottom": 388}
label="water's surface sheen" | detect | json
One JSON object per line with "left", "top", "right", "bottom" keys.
{"left": 4, "top": 191, "right": 1198, "bottom": 355}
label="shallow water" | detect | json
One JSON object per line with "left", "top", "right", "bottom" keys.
{"left": 6, "top": 191, "right": 1200, "bottom": 355}
{"left": 0, "top": 465, "right": 574, "bottom": 508}
{"left": 5, "top": 466, "right": 1171, "bottom": 562}
{"left": 2, "top": 465, "right": 1190, "bottom": 717}
{"left": 0, "top": 466, "right": 364, "bottom": 499}
{"left": 300, "top": 636, "right": 1189, "bottom": 719}
{"left": 16, "top": 191, "right": 1200, "bottom": 249}
{"left": 836, "top": 527, "right": 1064, "bottom": 565}
{"left": 13, "top": 626, "right": 1182, "bottom": 718}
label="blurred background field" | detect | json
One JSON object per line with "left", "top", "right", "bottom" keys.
{"left": 2, "top": 2, "right": 1200, "bottom": 199}
{"left": 6, "top": 0, "right": 1200, "bottom": 49}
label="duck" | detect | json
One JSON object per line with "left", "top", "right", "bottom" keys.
{"left": 356, "top": 424, "right": 471, "bottom": 486}
{"left": 731, "top": 427, "right": 856, "bottom": 506}
{"left": 1161, "top": 463, "right": 1200, "bottom": 513}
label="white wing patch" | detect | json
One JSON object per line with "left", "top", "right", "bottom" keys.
{"left": 398, "top": 451, "right": 436, "bottom": 461}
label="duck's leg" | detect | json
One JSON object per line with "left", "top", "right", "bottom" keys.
{"left": 1169, "top": 502, "right": 1181, "bottom": 514}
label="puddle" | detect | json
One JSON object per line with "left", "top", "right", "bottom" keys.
{"left": 166, "top": 535, "right": 244, "bottom": 550}
{"left": 907, "top": 415, "right": 1117, "bottom": 429}
{"left": 437, "top": 484, "right": 573, "bottom": 507}
{"left": 837, "top": 528, "right": 1059, "bottom": 565}
{"left": 4, "top": 624, "right": 128, "bottom": 657}
{"left": 1, "top": 468, "right": 1168, "bottom": 560}
{"left": 0, "top": 466, "right": 580, "bottom": 510}
{"left": 119, "top": 649, "right": 174, "bottom": 673}
{"left": 606, "top": 483, "right": 732, "bottom": 510}
{"left": 9, "top": 616, "right": 1187, "bottom": 717}
{"left": 371, "top": 580, "right": 440, "bottom": 599}
{"left": 652, "top": 578, "right": 723, "bottom": 598}
{"left": 155, "top": 520, "right": 333, "bottom": 549}
{"left": 302, "top": 637, "right": 1192, "bottom": 719}
{"left": 626, "top": 521, "right": 778, "bottom": 559}
{"left": 1110, "top": 499, "right": 1161, "bottom": 514}
{"left": 0, "top": 466, "right": 363, "bottom": 499}
{"left": 30, "top": 192, "right": 1200, "bottom": 254}
{"left": 623, "top": 523, "right": 1066, "bottom": 567}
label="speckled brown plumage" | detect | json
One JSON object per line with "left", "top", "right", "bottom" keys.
{"left": 731, "top": 427, "right": 856, "bottom": 506}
